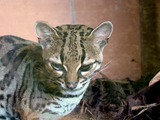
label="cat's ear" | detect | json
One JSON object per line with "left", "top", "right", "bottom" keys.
{"left": 35, "top": 21, "right": 59, "bottom": 49}
{"left": 90, "top": 21, "right": 113, "bottom": 50}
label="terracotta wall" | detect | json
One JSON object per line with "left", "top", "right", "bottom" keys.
{"left": 0, "top": 0, "right": 141, "bottom": 81}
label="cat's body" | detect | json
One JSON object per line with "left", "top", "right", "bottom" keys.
{"left": 0, "top": 22, "right": 113, "bottom": 120}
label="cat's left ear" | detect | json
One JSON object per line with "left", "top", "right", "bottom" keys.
{"left": 35, "top": 21, "right": 59, "bottom": 49}
{"left": 90, "top": 21, "right": 113, "bottom": 50}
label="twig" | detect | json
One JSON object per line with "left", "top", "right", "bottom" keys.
{"left": 131, "top": 103, "right": 157, "bottom": 111}
{"left": 131, "top": 103, "right": 159, "bottom": 119}
{"left": 80, "top": 100, "right": 86, "bottom": 114}
{"left": 146, "top": 114, "right": 152, "bottom": 120}
{"left": 85, "top": 107, "right": 94, "bottom": 117}
{"left": 131, "top": 108, "right": 148, "bottom": 119}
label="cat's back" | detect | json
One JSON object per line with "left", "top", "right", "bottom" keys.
{"left": 0, "top": 35, "right": 39, "bottom": 81}
{"left": 0, "top": 35, "right": 37, "bottom": 59}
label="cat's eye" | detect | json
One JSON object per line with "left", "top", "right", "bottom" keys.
{"left": 51, "top": 63, "right": 64, "bottom": 71}
{"left": 79, "top": 63, "right": 93, "bottom": 72}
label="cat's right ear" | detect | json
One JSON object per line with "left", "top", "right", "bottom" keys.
{"left": 90, "top": 21, "right": 113, "bottom": 50}
{"left": 35, "top": 21, "right": 59, "bottom": 49}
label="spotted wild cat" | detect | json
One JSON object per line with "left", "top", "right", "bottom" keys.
{"left": 0, "top": 21, "right": 113, "bottom": 120}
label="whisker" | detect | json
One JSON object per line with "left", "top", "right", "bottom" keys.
{"left": 93, "top": 60, "right": 112, "bottom": 78}
{"left": 98, "top": 60, "right": 112, "bottom": 72}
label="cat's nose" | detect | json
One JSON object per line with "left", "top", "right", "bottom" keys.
{"left": 66, "top": 82, "right": 78, "bottom": 89}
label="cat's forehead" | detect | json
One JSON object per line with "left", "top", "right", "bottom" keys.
{"left": 56, "top": 25, "right": 93, "bottom": 36}
{"left": 53, "top": 25, "right": 94, "bottom": 64}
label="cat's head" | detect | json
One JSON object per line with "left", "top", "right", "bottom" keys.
{"left": 35, "top": 21, "right": 113, "bottom": 94}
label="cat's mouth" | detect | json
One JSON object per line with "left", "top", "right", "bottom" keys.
{"left": 60, "top": 88, "right": 85, "bottom": 97}
{"left": 58, "top": 82, "right": 90, "bottom": 97}
{"left": 62, "top": 86, "right": 82, "bottom": 91}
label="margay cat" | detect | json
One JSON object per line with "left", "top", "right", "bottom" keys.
{"left": 0, "top": 21, "right": 113, "bottom": 120}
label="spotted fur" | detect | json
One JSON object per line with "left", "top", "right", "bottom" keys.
{"left": 0, "top": 21, "right": 113, "bottom": 120}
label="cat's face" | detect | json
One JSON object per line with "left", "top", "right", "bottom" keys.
{"left": 35, "top": 22, "right": 113, "bottom": 94}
